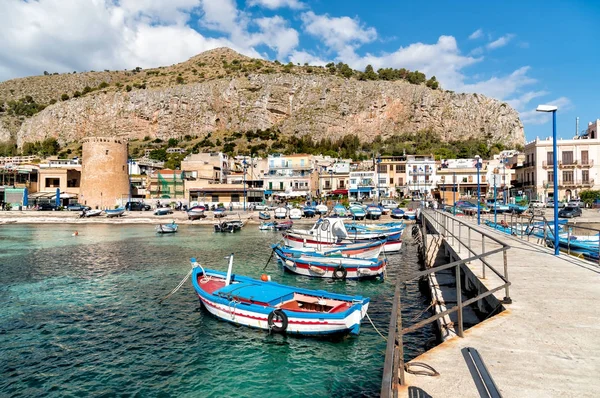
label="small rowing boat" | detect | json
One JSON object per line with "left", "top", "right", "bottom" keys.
{"left": 105, "top": 208, "right": 125, "bottom": 218}
{"left": 258, "top": 211, "right": 271, "bottom": 220}
{"left": 214, "top": 220, "right": 244, "bottom": 233}
{"left": 156, "top": 222, "right": 178, "bottom": 234}
{"left": 190, "top": 257, "right": 370, "bottom": 335}
{"left": 187, "top": 206, "right": 205, "bottom": 220}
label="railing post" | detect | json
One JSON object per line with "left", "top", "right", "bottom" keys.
{"left": 456, "top": 263, "right": 464, "bottom": 337}
{"left": 458, "top": 221, "right": 462, "bottom": 254}
{"left": 452, "top": 218, "right": 455, "bottom": 246}
{"left": 567, "top": 227, "right": 571, "bottom": 255}
{"left": 502, "top": 249, "right": 512, "bottom": 304}
{"left": 397, "top": 289, "right": 405, "bottom": 386}
{"left": 481, "top": 235, "right": 486, "bottom": 279}
{"left": 467, "top": 227, "right": 471, "bottom": 263}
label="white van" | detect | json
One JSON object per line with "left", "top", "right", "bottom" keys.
{"left": 381, "top": 199, "right": 399, "bottom": 209}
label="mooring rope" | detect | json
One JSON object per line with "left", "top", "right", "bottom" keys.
{"left": 365, "top": 312, "right": 387, "bottom": 342}
{"left": 158, "top": 268, "right": 193, "bottom": 304}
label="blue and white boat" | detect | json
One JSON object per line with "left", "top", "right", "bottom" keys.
{"left": 273, "top": 245, "right": 387, "bottom": 280}
{"left": 365, "top": 205, "right": 382, "bottom": 220}
{"left": 315, "top": 204, "right": 328, "bottom": 215}
{"left": 391, "top": 208, "right": 405, "bottom": 219}
{"left": 274, "top": 207, "right": 288, "bottom": 219}
{"left": 105, "top": 207, "right": 125, "bottom": 218}
{"left": 258, "top": 211, "right": 271, "bottom": 220}
{"left": 273, "top": 239, "right": 384, "bottom": 260}
{"left": 333, "top": 204, "right": 348, "bottom": 217}
{"left": 404, "top": 209, "right": 417, "bottom": 220}
{"left": 507, "top": 203, "right": 529, "bottom": 214}
{"left": 213, "top": 206, "right": 226, "bottom": 218}
{"left": 259, "top": 221, "right": 277, "bottom": 231}
{"left": 154, "top": 206, "right": 173, "bottom": 216}
{"left": 156, "top": 222, "right": 178, "bottom": 234}
{"left": 190, "top": 258, "right": 370, "bottom": 335}
{"left": 349, "top": 205, "right": 366, "bottom": 220}
{"left": 303, "top": 206, "right": 317, "bottom": 218}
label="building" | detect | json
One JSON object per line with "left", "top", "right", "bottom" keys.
{"left": 166, "top": 147, "right": 186, "bottom": 154}
{"left": 378, "top": 156, "right": 407, "bottom": 197}
{"left": 147, "top": 169, "right": 185, "bottom": 200}
{"left": 515, "top": 130, "right": 600, "bottom": 201}
{"left": 180, "top": 152, "right": 229, "bottom": 183}
{"left": 486, "top": 155, "right": 516, "bottom": 202}
{"left": 348, "top": 171, "right": 377, "bottom": 200}
{"left": 435, "top": 159, "right": 488, "bottom": 204}
{"left": 406, "top": 155, "right": 436, "bottom": 198}
{"left": 79, "top": 137, "right": 129, "bottom": 209}
{"left": 317, "top": 161, "right": 350, "bottom": 196}
{"left": 264, "top": 154, "right": 313, "bottom": 196}
{"left": 187, "top": 184, "right": 264, "bottom": 209}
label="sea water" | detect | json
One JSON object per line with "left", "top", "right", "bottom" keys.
{"left": 0, "top": 224, "right": 434, "bottom": 397}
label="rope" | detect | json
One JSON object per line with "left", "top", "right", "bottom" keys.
{"left": 158, "top": 268, "right": 193, "bottom": 303}
{"left": 404, "top": 362, "right": 440, "bottom": 377}
{"left": 407, "top": 302, "right": 436, "bottom": 323}
{"left": 365, "top": 312, "right": 387, "bottom": 342}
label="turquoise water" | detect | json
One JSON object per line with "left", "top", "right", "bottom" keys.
{"left": 0, "top": 224, "right": 434, "bottom": 397}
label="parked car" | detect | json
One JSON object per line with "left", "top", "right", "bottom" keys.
{"left": 530, "top": 200, "right": 545, "bottom": 208}
{"left": 546, "top": 200, "right": 566, "bottom": 208}
{"left": 380, "top": 199, "right": 399, "bottom": 209}
{"left": 567, "top": 200, "right": 584, "bottom": 208}
{"left": 66, "top": 203, "right": 91, "bottom": 211}
{"left": 125, "top": 201, "right": 151, "bottom": 211}
{"left": 558, "top": 206, "right": 582, "bottom": 218}
{"left": 37, "top": 203, "right": 57, "bottom": 211}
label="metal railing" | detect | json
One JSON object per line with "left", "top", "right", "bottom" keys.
{"left": 381, "top": 209, "right": 512, "bottom": 397}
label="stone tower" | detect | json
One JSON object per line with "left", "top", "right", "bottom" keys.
{"left": 80, "top": 137, "right": 129, "bottom": 209}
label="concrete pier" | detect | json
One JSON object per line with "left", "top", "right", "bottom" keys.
{"left": 401, "top": 215, "right": 600, "bottom": 397}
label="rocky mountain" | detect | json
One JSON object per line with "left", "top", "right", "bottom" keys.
{"left": 0, "top": 48, "right": 525, "bottom": 149}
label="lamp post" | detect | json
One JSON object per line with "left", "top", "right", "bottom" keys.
{"left": 493, "top": 169, "right": 498, "bottom": 225}
{"left": 376, "top": 156, "right": 382, "bottom": 204}
{"left": 453, "top": 171, "right": 456, "bottom": 215}
{"left": 242, "top": 159, "right": 247, "bottom": 211}
{"left": 475, "top": 155, "right": 481, "bottom": 224}
{"left": 537, "top": 104, "right": 559, "bottom": 256}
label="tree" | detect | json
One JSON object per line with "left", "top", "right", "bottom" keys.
{"left": 43, "top": 71, "right": 49, "bottom": 76}
{"left": 82, "top": 86, "right": 92, "bottom": 94}
{"left": 176, "top": 76, "right": 184, "bottom": 84}
{"left": 61, "top": 93, "right": 69, "bottom": 101}
{"left": 149, "top": 148, "right": 167, "bottom": 161}
{"left": 40, "top": 138, "right": 59, "bottom": 156}
{"left": 125, "top": 85, "right": 132, "bottom": 92}
{"left": 167, "top": 138, "right": 178, "bottom": 147}
{"left": 426, "top": 76, "right": 439, "bottom": 89}
{"left": 98, "top": 82, "right": 109, "bottom": 89}
{"left": 360, "top": 65, "right": 378, "bottom": 81}
{"left": 73, "top": 91, "right": 81, "bottom": 98}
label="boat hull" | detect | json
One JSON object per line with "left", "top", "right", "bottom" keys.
{"left": 105, "top": 209, "right": 125, "bottom": 218}
{"left": 283, "top": 233, "right": 402, "bottom": 253}
{"left": 192, "top": 268, "right": 369, "bottom": 335}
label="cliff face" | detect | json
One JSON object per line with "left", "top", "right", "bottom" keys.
{"left": 1, "top": 48, "right": 525, "bottom": 148}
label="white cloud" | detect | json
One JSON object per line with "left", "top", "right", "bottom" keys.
{"left": 301, "top": 11, "right": 377, "bottom": 53}
{"left": 288, "top": 50, "right": 328, "bottom": 66}
{"left": 486, "top": 34, "right": 516, "bottom": 50}
{"left": 459, "top": 66, "right": 536, "bottom": 100}
{"left": 248, "top": 0, "right": 306, "bottom": 10}
{"left": 506, "top": 90, "right": 549, "bottom": 111}
{"left": 250, "top": 16, "right": 299, "bottom": 59}
{"left": 520, "top": 97, "right": 572, "bottom": 125}
{"left": 469, "top": 29, "right": 483, "bottom": 40}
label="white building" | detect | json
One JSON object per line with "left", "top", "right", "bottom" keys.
{"left": 406, "top": 155, "right": 436, "bottom": 197}
{"left": 349, "top": 171, "right": 380, "bottom": 200}
{"left": 515, "top": 121, "right": 600, "bottom": 202}
{"left": 264, "top": 154, "right": 313, "bottom": 196}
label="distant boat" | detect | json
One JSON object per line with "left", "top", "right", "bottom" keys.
{"left": 84, "top": 209, "right": 103, "bottom": 217}
{"left": 259, "top": 221, "right": 277, "bottom": 231}
{"left": 213, "top": 207, "right": 226, "bottom": 218}
{"left": 105, "top": 208, "right": 125, "bottom": 218}
{"left": 274, "top": 207, "right": 288, "bottom": 219}
{"left": 333, "top": 204, "right": 348, "bottom": 217}
{"left": 258, "top": 211, "right": 271, "bottom": 220}
{"left": 274, "top": 220, "right": 293, "bottom": 231}
{"left": 391, "top": 208, "right": 405, "bottom": 219}
{"left": 154, "top": 207, "right": 173, "bottom": 216}
{"left": 303, "top": 206, "right": 317, "bottom": 218}
{"left": 190, "top": 257, "right": 370, "bottom": 335}
{"left": 274, "top": 239, "right": 384, "bottom": 260}
{"left": 404, "top": 210, "right": 417, "bottom": 220}
{"left": 349, "top": 205, "right": 366, "bottom": 220}
{"left": 274, "top": 245, "right": 387, "bottom": 280}
{"left": 187, "top": 206, "right": 205, "bottom": 220}
{"left": 156, "top": 222, "right": 178, "bottom": 234}
{"left": 315, "top": 204, "right": 328, "bottom": 215}
{"left": 289, "top": 208, "right": 302, "bottom": 220}
{"left": 214, "top": 220, "right": 243, "bottom": 233}
{"left": 365, "top": 205, "right": 382, "bottom": 220}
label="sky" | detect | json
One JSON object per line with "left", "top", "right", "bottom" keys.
{"left": 1, "top": 0, "right": 598, "bottom": 142}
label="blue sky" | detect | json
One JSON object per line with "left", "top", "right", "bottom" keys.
{"left": 2, "top": 0, "right": 598, "bottom": 142}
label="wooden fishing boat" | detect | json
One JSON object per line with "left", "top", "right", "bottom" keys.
{"left": 259, "top": 221, "right": 276, "bottom": 231}
{"left": 274, "top": 220, "right": 293, "bottom": 231}
{"left": 404, "top": 209, "right": 417, "bottom": 220}
{"left": 258, "top": 211, "right": 271, "bottom": 220}
{"left": 213, "top": 207, "right": 226, "bottom": 218}
{"left": 273, "top": 239, "right": 384, "bottom": 260}
{"left": 274, "top": 207, "right": 288, "bottom": 219}
{"left": 333, "top": 204, "right": 348, "bottom": 217}
{"left": 83, "top": 209, "right": 103, "bottom": 217}
{"left": 154, "top": 207, "right": 173, "bottom": 216}
{"left": 315, "top": 204, "right": 328, "bottom": 215}
{"left": 365, "top": 205, "right": 382, "bottom": 220}
{"left": 391, "top": 208, "right": 405, "bottom": 219}
{"left": 303, "top": 206, "right": 316, "bottom": 218}
{"left": 349, "top": 205, "right": 366, "bottom": 220}
{"left": 289, "top": 208, "right": 302, "bottom": 220}
{"left": 156, "top": 222, "right": 178, "bottom": 234}
{"left": 273, "top": 245, "right": 387, "bottom": 280}
{"left": 190, "top": 257, "right": 370, "bottom": 335}
{"left": 105, "top": 208, "right": 125, "bottom": 218}
{"left": 284, "top": 218, "right": 402, "bottom": 253}
{"left": 214, "top": 220, "right": 243, "bottom": 233}
{"left": 187, "top": 206, "right": 206, "bottom": 220}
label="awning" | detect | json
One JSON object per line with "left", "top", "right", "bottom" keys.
{"left": 52, "top": 193, "right": 78, "bottom": 199}
{"left": 350, "top": 187, "right": 373, "bottom": 193}
{"left": 329, "top": 189, "right": 348, "bottom": 195}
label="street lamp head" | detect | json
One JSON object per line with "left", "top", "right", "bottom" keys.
{"left": 536, "top": 104, "right": 558, "bottom": 112}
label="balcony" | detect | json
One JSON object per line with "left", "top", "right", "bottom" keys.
{"left": 579, "top": 159, "right": 594, "bottom": 168}
{"left": 408, "top": 169, "right": 434, "bottom": 176}
{"left": 543, "top": 179, "right": 595, "bottom": 188}
{"left": 522, "top": 161, "right": 536, "bottom": 168}
{"left": 542, "top": 161, "right": 554, "bottom": 169}
{"left": 559, "top": 160, "right": 577, "bottom": 169}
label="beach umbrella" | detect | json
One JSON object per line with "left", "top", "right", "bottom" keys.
{"left": 55, "top": 188, "right": 60, "bottom": 207}
{"left": 23, "top": 187, "right": 28, "bottom": 207}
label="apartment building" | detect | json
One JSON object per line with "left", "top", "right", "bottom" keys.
{"left": 180, "top": 152, "right": 229, "bottom": 183}
{"left": 435, "top": 158, "right": 488, "bottom": 204}
{"left": 264, "top": 154, "right": 313, "bottom": 195}
{"left": 406, "top": 155, "right": 436, "bottom": 198}
{"left": 515, "top": 121, "right": 600, "bottom": 201}
{"left": 317, "top": 161, "right": 350, "bottom": 195}
{"left": 378, "top": 156, "right": 406, "bottom": 197}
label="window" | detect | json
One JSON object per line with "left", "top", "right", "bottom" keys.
{"left": 377, "top": 165, "right": 387, "bottom": 173}
{"left": 399, "top": 178, "right": 404, "bottom": 185}
{"left": 211, "top": 195, "right": 219, "bottom": 202}
{"left": 390, "top": 178, "right": 394, "bottom": 184}
{"left": 563, "top": 171, "right": 573, "bottom": 182}
{"left": 45, "top": 178, "right": 60, "bottom": 188}
{"left": 548, "top": 172, "right": 554, "bottom": 183}
{"left": 581, "top": 150, "right": 589, "bottom": 165}
{"left": 325, "top": 180, "right": 331, "bottom": 189}
{"left": 269, "top": 160, "right": 274, "bottom": 168}
{"left": 562, "top": 151, "right": 573, "bottom": 165}
{"left": 268, "top": 182, "right": 273, "bottom": 190}
{"left": 279, "top": 182, "right": 283, "bottom": 190}
{"left": 396, "top": 165, "right": 405, "bottom": 173}
{"left": 231, "top": 194, "right": 240, "bottom": 202}
{"left": 482, "top": 176, "right": 486, "bottom": 183}
{"left": 350, "top": 179, "right": 356, "bottom": 184}
{"left": 339, "top": 180, "right": 345, "bottom": 188}
{"left": 582, "top": 170, "right": 590, "bottom": 183}
{"left": 547, "top": 151, "right": 554, "bottom": 165}
{"left": 300, "top": 159, "right": 305, "bottom": 167}
{"left": 105, "top": 150, "right": 109, "bottom": 155}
